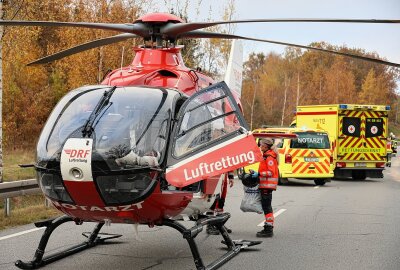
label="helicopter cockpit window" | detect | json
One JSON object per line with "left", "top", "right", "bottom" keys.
{"left": 37, "top": 86, "right": 106, "bottom": 162}
{"left": 173, "top": 86, "right": 240, "bottom": 158}
{"left": 37, "top": 86, "right": 173, "bottom": 170}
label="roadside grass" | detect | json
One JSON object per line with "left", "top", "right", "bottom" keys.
{"left": 0, "top": 195, "right": 60, "bottom": 230}
{"left": 3, "top": 148, "right": 36, "bottom": 181}
{"left": 1, "top": 149, "right": 59, "bottom": 231}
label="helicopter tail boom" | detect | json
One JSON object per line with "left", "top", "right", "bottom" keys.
{"left": 224, "top": 40, "right": 244, "bottom": 97}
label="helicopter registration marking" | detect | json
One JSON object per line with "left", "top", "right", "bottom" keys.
{"left": 52, "top": 201, "right": 143, "bottom": 211}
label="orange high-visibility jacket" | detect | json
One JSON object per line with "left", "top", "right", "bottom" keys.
{"left": 258, "top": 149, "right": 278, "bottom": 190}
{"left": 387, "top": 141, "right": 392, "bottom": 151}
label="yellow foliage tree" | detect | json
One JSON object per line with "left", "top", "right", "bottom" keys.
{"left": 241, "top": 42, "right": 399, "bottom": 129}
{"left": 2, "top": 0, "right": 147, "bottom": 149}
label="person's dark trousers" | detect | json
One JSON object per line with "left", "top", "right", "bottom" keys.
{"left": 257, "top": 189, "right": 274, "bottom": 237}
{"left": 260, "top": 189, "right": 273, "bottom": 222}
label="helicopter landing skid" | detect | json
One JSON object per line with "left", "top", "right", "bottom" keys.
{"left": 15, "top": 215, "right": 122, "bottom": 270}
{"left": 221, "top": 239, "right": 262, "bottom": 249}
{"left": 162, "top": 212, "right": 261, "bottom": 270}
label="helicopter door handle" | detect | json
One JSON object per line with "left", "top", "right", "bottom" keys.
{"left": 188, "top": 70, "right": 199, "bottom": 83}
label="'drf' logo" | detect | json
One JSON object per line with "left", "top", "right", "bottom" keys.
{"left": 64, "top": 149, "right": 91, "bottom": 158}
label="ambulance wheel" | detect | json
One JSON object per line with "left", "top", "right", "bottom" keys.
{"left": 278, "top": 177, "right": 289, "bottom": 185}
{"left": 352, "top": 171, "right": 366, "bottom": 180}
{"left": 314, "top": 179, "right": 326, "bottom": 186}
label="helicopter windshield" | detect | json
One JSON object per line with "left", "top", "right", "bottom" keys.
{"left": 37, "top": 85, "right": 174, "bottom": 171}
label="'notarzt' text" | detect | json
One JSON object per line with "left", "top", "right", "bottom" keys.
{"left": 52, "top": 201, "right": 143, "bottom": 211}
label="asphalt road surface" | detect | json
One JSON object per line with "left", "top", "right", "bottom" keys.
{"left": 1, "top": 157, "right": 400, "bottom": 270}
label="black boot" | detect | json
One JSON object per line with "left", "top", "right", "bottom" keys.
{"left": 256, "top": 225, "right": 273, "bottom": 238}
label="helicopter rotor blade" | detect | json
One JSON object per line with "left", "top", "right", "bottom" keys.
{"left": 2, "top": 18, "right": 399, "bottom": 42}
{"left": 0, "top": 20, "right": 149, "bottom": 37}
{"left": 179, "top": 31, "right": 400, "bottom": 68}
{"left": 3, "top": 17, "right": 399, "bottom": 67}
{"left": 27, "top": 33, "right": 139, "bottom": 65}
{"left": 162, "top": 18, "right": 400, "bottom": 37}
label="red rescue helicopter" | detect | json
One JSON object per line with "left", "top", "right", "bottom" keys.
{"left": 1, "top": 12, "right": 400, "bottom": 270}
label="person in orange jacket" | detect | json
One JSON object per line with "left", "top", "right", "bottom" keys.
{"left": 250, "top": 138, "right": 278, "bottom": 237}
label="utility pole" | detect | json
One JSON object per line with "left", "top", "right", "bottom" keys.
{"left": 0, "top": 0, "right": 4, "bottom": 183}
{"left": 296, "top": 72, "right": 300, "bottom": 107}
{"left": 281, "top": 73, "right": 289, "bottom": 126}
{"left": 250, "top": 79, "right": 257, "bottom": 130}
{"left": 396, "top": 94, "right": 400, "bottom": 124}
{"left": 319, "top": 78, "right": 322, "bottom": 104}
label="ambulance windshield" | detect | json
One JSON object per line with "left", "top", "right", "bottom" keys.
{"left": 290, "top": 132, "right": 330, "bottom": 149}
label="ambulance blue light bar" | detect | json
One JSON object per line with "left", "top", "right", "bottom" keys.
{"left": 339, "top": 104, "right": 348, "bottom": 109}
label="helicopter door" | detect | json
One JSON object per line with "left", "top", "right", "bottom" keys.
{"left": 166, "top": 82, "right": 262, "bottom": 187}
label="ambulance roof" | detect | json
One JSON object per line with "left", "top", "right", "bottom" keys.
{"left": 253, "top": 127, "right": 328, "bottom": 134}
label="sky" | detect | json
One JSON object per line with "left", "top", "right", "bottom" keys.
{"left": 150, "top": 0, "right": 400, "bottom": 66}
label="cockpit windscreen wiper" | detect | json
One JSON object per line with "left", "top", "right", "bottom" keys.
{"left": 82, "top": 86, "right": 117, "bottom": 137}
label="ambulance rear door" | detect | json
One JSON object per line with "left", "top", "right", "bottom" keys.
{"left": 289, "top": 131, "right": 333, "bottom": 177}
{"left": 338, "top": 107, "right": 387, "bottom": 167}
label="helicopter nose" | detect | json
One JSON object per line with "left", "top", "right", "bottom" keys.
{"left": 56, "top": 137, "right": 157, "bottom": 206}
{"left": 59, "top": 138, "right": 105, "bottom": 205}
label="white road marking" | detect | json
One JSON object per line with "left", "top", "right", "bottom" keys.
{"left": 314, "top": 185, "right": 320, "bottom": 189}
{"left": 0, "top": 227, "right": 44, "bottom": 241}
{"left": 257, "top": 208, "right": 287, "bottom": 226}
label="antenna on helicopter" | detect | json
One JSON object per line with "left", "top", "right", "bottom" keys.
{"left": 120, "top": 46, "right": 125, "bottom": 73}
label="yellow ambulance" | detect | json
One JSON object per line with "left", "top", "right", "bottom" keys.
{"left": 244, "top": 127, "right": 334, "bottom": 186}
{"left": 295, "top": 104, "right": 389, "bottom": 180}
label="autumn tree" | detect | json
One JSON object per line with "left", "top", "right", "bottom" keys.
{"left": 242, "top": 52, "right": 266, "bottom": 129}
{"left": 241, "top": 42, "right": 399, "bottom": 129}
{"left": 197, "top": 0, "right": 236, "bottom": 77}
{"left": 2, "top": 0, "right": 237, "bottom": 150}
{"left": 0, "top": 0, "right": 4, "bottom": 181}
{"left": 166, "top": 0, "right": 204, "bottom": 69}
{"left": 161, "top": 0, "right": 236, "bottom": 76}
{"left": 2, "top": 0, "right": 147, "bottom": 149}
{"left": 324, "top": 57, "right": 356, "bottom": 104}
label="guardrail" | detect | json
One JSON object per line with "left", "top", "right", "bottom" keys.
{"left": 0, "top": 179, "right": 40, "bottom": 199}
{"left": 0, "top": 179, "right": 41, "bottom": 216}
